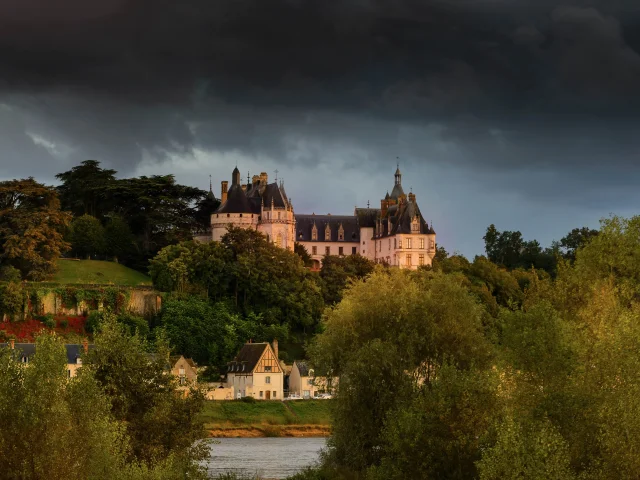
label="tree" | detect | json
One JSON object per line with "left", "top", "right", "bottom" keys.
{"left": 69, "top": 214, "right": 106, "bottom": 259}
{"left": 55, "top": 160, "right": 117, "bottom": 218}
{"left": 0, "top": 178, "right": 71, "bottom": 280}
{"left": 559, "top": 226, "right": 599, "bottom": 261}
{"left": 319, "top": 254, "right": 375, "bottom": 305}
{"left": 86, "top": 315, "right": 206, "bottom": 465}
{"left": 104, "top": 214, "right": 136, "bottom": 263}
{"left": 294, "top": 242, "right": 313, "bottom": 267}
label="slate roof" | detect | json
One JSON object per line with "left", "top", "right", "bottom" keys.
{"left": 295, "top": 360, "right": 311, "bottom": 377}
{"left": 216, "top": 183, "right": 254, "bottom": 214}
{"left": 379, "top": 198, "right": 435, "bottom": 237}
{"left": 227, "top": 343, "right": 269, "bottom": 373}
{"left": 295, "top": 214, "right": 360, "bottom": 242}
{"left": 0, "top": 343, "right": 94, "bottom": 363}
{"left": 354, "top": 208, "right": 380, "bottom": 228}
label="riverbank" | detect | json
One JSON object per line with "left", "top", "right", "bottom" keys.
{"left": 200, "top": 399, "right": 333, "bottom": 438}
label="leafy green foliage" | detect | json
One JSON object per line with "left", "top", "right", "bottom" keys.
{"left": 0, "top": 178, "right": 71, "bottom": 280}
{"left": 69, "top": 214, "right": 106, "bottom": 258}
{"left": 86, "top": 315, "right": 206, "bottom": 465}
{"left": 0, "top": 281, "right": 25, "bottom": 319}
{"left": 318, "top": 254, "right": 375, "bottom": 305}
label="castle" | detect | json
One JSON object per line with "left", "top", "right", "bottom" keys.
{"left": 203, "top": 165, "right": 436, "bottom": 270}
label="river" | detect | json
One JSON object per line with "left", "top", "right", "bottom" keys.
{"left": 204, "top": 437, "right": 327, "bottom": 479}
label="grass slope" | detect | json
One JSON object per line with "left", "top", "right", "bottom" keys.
{"left": 200, "top": 400, "right": 333, "bottom": 427}
{"left": 52, "top": 259, "right": 151, "bottom": 286}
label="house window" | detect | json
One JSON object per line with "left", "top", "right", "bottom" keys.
{"left": 406, "top": 254, "right": 412, "bottom": 266}
{"left": 239, "top": 214, "right": 242, "bottom": 218}
{"left": 227, "top": 214, "right": 230, "bottom": 217}
{"left": 394, "top": 238, "right": 397, "bottom": 249}
{"left": 273, "top": 391, "right": 277, "bottom": 398}
{"left": 339, "top": 247, "right": 344, "bottom": 256}
{"left": 308, "top": 379, "right": 314, "bottom": 385}
{"left": 430, "top": 240, "right": 435, "bottom": 250}
{"left": 266, "top": 376, "right": 271, "bottom": 384}
{"left": 76, "top": 357, "right": 82, "bottom": 365}
{"left": 419, "top": 254, "right": 425, "bottom": 265}
{"left": 352, "top": 247, "right": 357, "bottom": 255}
{"left": 325, "top": 246, "right": 330, "bottom": 255}
{"left": 67, "top": 369, "right": 71, "bottom": 378}
{"left": 312, "top": 246, "right": 317, "bottom": 255}
{"left": 260, "top": 391, "right": 263, "bottom": 398}
{"left": 406, "top": 238, "right": 412, "bottom": 249}
{"left": 265, "top": 366, "right": 272, "bottom": 372}
{"left": 420, "top": 238, "right": 425, "bottom": 249}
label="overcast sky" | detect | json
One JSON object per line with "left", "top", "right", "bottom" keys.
{"left": 1, "top": 0, "right": 639, "bottom": 257}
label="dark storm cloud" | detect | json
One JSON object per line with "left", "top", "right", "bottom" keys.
{"left": 1, "top": 0, "right": 640, "bottom": 204}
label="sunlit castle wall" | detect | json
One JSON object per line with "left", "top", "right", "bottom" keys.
{"left": 211, "top": 212, "right": 259, "bottom": 242}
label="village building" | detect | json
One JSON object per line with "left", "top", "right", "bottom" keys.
{"left": 170, "top": 355, "right": 198, "bottom": 386}
{"left": 226, "top": 340, "right": 283, "bottom": 400}
{"left": 0, "top": 339, "right": 93, "bottom": 378}
{"left": 201, "top": 165, "right": 436, "bottom": 270}
{"left": 288, "top": 360, "right": 336, "bottom": 398}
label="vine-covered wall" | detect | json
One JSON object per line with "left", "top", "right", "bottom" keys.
{"left": 1, "top": 284, "right": 162, "bottom": 321}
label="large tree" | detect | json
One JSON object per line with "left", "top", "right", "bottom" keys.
{"left": 69, "top": 214, "right": 106, "bottom": 259}
{"left": 0, "top": 178, "right": 71, "bottom": 280}
{"left": 55, "top": 160, "right": 117, "bottom": 218}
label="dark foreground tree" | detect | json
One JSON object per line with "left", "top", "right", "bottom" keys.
{"left": 86, "top": 315, "right": 207, "bottom": 467}
{"left": 0, "top": 332, "right": 206, "bottom": 479}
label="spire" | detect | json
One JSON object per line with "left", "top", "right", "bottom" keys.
{"left": 394, "top": 159, "right": 402, "bottom": 186}
{"left": 232, "top": 166, "right": 241, "bottom": 186}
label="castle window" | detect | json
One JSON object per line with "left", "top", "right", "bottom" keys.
{"left": 338, "top": 225, "right": 344, "bottom": 241}
{"left": 420, "top": 238, "right": 425, "bottom": 249}
{"left": 406, "top": 254, "right": 412, "bottom": 266}
{"left": 411, "top": 220, "right": 419, "bottom": 232}
{"left": 325, "top": 224, "right": 331, "bottom": 240}
{"left": 339, "top": 247, "right": 344, "bottom": 256}
{"left": 312, "top": 225, "right": 318, "bottom": 241}
{"left": 278, "top": 212, "right": 281, "bottom": 220}
{"left": 389, "top": 239, "right": 391, "bottom": 249}
{"left": 276, "top": 233, "right": 283, "bottom": 248}
{"left": 312, "top": 246, "right": 317, "bottom": 255}
{"left": 352, "top": 247, "right": 357, "bottom": 255}
{"left": 406, "top": 238, "right": 412, "bottom": 249}
{"left": 216, "top": 214, "right": 219, "bottom": 218}
{"left": 325, "top": 246, "right": 330, "bottom": 255}
{"left": 419, "top": 254, "right": 425, "bottom": 266}
{"left": 239, "top": 214, "right": 242, "bottom": 217}
{"left": 227, "top": 214, "right": 230, "bottom": 217}
{"left": 430, "top": 240, "right": 435, "bottom": 250}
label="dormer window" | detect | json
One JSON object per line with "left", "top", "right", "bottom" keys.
{"left": 76, "top": 357, "right": 82, "bottom": 365}
{"left": 311, "top": 224, "right": 318, "bottom": 241}
{"left": 325, "top": 224, "right": 331, "bottom": 240}
{"left": 411, "top": 217, "right": 420, "bottom": 232}
{"left": 338, "top": 224, "right": 344, "bottom": 241}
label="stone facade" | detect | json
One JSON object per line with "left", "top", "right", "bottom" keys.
{"left": 204, "top": 166, "right": 437, "bottom": 269}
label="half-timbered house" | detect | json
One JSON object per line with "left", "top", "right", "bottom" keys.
{"left": 226, "top": 340, "right": 283, "bottom": 400}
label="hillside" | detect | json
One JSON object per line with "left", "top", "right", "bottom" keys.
{"left": 52, "top": 259, "right": 151, "bottom": 286}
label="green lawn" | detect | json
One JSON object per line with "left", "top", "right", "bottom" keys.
{"left": 199, "top": 400, "right": 333, "bottom": 427}
{"left": 52, "top": 259, "right": 151, "bottom": 286}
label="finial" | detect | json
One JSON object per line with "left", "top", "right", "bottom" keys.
{"left": 396, "top": 156, "right": 399, "bottom": 169}
{"left": 274, "top": 168, "right": 279, "bottom": 182}
{"left": 367, "top": 200, "right": 370, "bottom": 208}
{"left": 209, "top": 174, "right": 212, "bottom": 193}
{"left": 410, "top": 186, "right": 413, "bottom": 193}
{"left": 247, "top": 171, "right": 250, "bottom": 185}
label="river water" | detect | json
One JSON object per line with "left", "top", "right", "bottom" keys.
{"left": 204, "top": 437, "right": 327, "bottom": 479}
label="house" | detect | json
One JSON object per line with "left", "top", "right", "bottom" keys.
{"left": 170, "top": 355, "right": 198, "bottom": 386}
{"left": 0, "top": 338, "right": 93, "bottom": 378}
{"left": 288, "top": 360, "right": 336, "bottom": 398}
{"left": 226, "top": 340, "right": 283, "bottom": 400}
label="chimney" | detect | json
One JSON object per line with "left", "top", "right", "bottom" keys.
{"left": 259, "top": 172, "right": 268, "bottom": 184}
{"left": 381, "top": 198, "right": 388, "bottom": 218}
{"left": 9, "top": 338, "right": 14, "bottom": 349}
{"left": 221, "top": 181, "right": 228, "bottom": 203}
{"left": 82, "top": 338, "right": 89, "bottom": 354}
{"left": 272, "top": 339, "right": 279, "bottom": 360}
